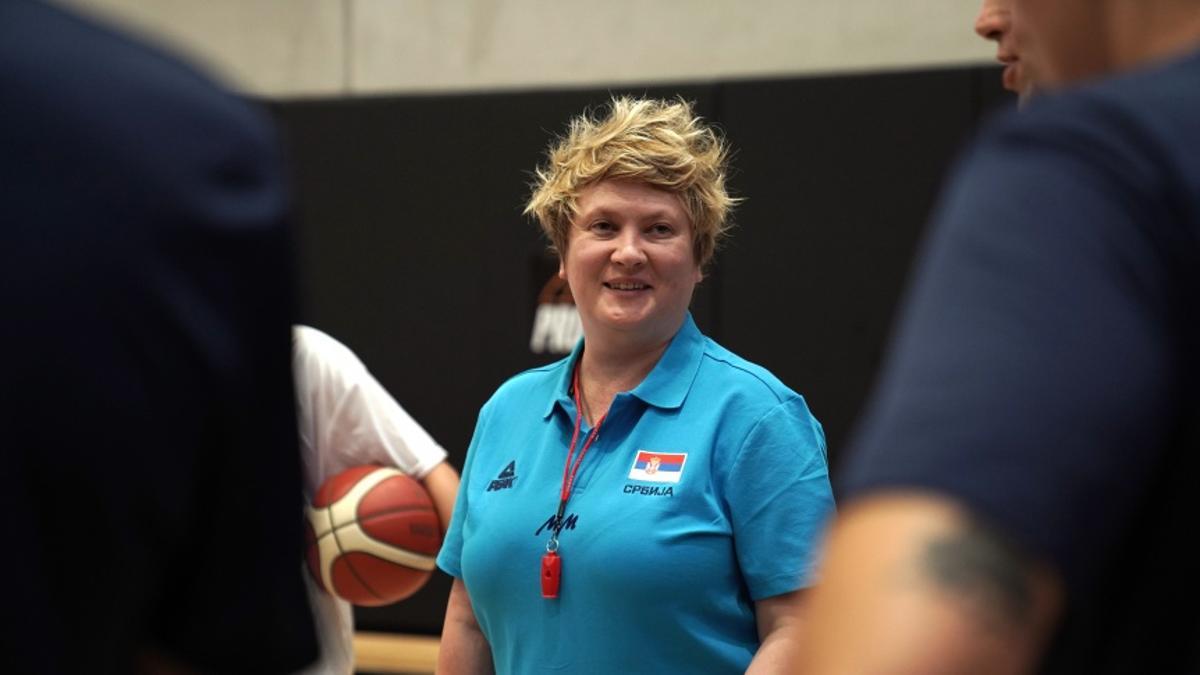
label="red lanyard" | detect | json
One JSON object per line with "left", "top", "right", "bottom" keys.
{"left": 542, "top": 361, "right": 605, "bottom": 599}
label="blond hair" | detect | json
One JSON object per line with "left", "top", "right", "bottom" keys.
{"left": 524, "top": 97, "right": 736, "bottom": 269}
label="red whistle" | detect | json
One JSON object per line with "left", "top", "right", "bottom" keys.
{"left": 541, "top": 551, "right": 561, "bottom": 599}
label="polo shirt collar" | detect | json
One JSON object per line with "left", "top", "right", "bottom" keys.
{"left": 542, "top": 339, "right": 584, "bottom": 420}
{"left": 628, "top": 312, "right": 703, "bottom": 410}
{"left": 542, "top": 312, "right": 703, "bottom": 419}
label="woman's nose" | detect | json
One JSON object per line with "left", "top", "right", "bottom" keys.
{"left": 611, "top": 230, "right": 647, "bottom": 267}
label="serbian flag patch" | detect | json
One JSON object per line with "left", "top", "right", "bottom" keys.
{"left": 627, "top": 451, "right": 687, "bottom": 483}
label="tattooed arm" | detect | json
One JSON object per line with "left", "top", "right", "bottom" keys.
{"left": 795, "top": 493, "right": 1063, "bottom": 675}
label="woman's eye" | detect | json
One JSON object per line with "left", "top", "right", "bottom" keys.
{"left": 590, "top": 221, "right": 615, "bottom": 233}
{"left": 650, "top": 223, "right": 674, "bottom": 236}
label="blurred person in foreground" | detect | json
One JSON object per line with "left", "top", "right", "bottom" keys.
{"left": 436, "top": 97, "right": 834, "bottom": 674}
{"left": 0, "top": 1, "right": 316, "bottom": 672}
{"left": 798, "top": 0, "right": 1200, "bottom": 673}
{"left": 292, "top": 325, "right": 459, "bottom": 675}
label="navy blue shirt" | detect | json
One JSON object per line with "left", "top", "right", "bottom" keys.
{"left": 842, "top": 51, "right": 1200, "bottom": 672}
{"left": 1, "top": 2, "right": 316, "bottom": 672}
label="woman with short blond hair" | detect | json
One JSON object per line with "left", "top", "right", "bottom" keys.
{"left": 437, "top": 97, "right": 834, "bottom": 674}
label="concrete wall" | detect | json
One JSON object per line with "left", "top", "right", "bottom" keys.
{"left": 57, "top": 0, "right": 993, "bottom": 97}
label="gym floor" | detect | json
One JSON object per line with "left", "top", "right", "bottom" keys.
{"left": 354, "top": 632, "right": 438, "bottom": 675}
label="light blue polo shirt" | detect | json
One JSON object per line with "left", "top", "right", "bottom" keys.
{"left": 438, "top": 313, "right": 834, "bottom": 674}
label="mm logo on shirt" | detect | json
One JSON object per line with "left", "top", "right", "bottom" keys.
{"left": 627, "top": 451, "right": 687, "bottom": 484}
{"left": 535, "top": 513, "right": 579, "bottom": 536}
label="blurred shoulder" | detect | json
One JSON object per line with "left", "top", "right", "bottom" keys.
{"left": 0, "top": 0, "right": 277, "bottom": 172}
{"left": 979, "top": 50, "right": 1200, "bottom": 176}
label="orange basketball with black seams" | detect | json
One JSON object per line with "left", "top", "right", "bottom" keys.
{"left": 306, "top": 465, "right": 442, "bottom": 606}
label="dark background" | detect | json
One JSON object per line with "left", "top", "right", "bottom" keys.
{"left": 269, "top": 63, "right": 1013, "bottom": 636}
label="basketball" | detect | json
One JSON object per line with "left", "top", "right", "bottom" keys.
{"left": 305, "top": 465, "right": 442, "bottom": 606}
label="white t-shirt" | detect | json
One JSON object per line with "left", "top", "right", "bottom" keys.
{"left": 292, "top": 325, "right": 448, "bottom": 675}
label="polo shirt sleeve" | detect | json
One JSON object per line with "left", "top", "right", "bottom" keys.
{"left": 437, "top": 403, "right": 491, "bottom": 579}
{"left": 725, "top": 396, "right": 834, "bottom": 600}
{"left": 839, "top": 101, "right": 1186, "bottom": 595}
